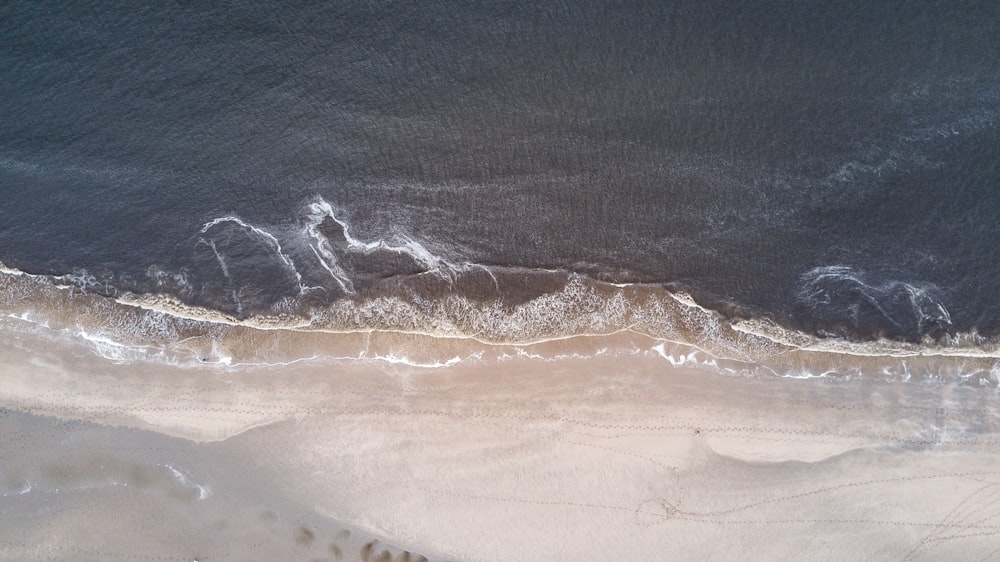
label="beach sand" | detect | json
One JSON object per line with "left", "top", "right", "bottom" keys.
{"left": 2, "top": 326, "right": 1000, "bottom": 561}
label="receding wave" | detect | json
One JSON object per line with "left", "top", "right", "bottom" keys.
{"left": 2, "top": 255, "right": 1000, "bottom": 386}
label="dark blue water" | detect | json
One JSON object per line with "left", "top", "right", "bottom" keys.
{"left": 2, "top": 0, "right": 999, "bottom": 342}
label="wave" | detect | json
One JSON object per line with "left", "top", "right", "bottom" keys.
{"left": 303, "top": 198, "right": 457, "bottom": 288}
{"left": 183, "top": 196, "right": 486, "bottom": 317}
{"left": 2, "top": 198, "right": 998, "bottom": 382}
{"left": 2, "top": 259, "right": 1000, "bottom": 386}
{"left": 795, "top": 265, "right": 952, "bottom": 341}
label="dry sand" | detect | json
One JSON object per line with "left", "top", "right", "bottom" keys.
{"left": 2, "top": 326, "right": 1000, "bottom": 561}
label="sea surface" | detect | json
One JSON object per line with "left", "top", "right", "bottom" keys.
{"left": 2, "top": 1, "right": 999, "bottom": 374}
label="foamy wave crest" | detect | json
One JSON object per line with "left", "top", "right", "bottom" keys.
{"left": 301, "top": 197, "right": 459, "bottom": 293}
{"left": 3, "top": 262, "right": 1000, "bottom": 383}
{"left": 795, "top": 265, "right": 952, "bottom": 341}
{"left": 184, "top": 197, "right": 495, "bottom": 318}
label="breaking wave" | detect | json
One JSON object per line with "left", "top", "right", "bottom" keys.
{"left": 2, "top": 252, "right": 1000, "bottom": 386}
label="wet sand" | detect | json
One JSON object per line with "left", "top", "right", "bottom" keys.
{"left": 2, "top": 326, "right": 1000, "bottom": 561}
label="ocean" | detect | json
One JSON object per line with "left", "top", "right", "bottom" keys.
{"left": 2, "top": 0, "right": 1000, "bottom": 373}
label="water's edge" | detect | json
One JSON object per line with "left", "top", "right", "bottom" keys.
{"left": 3, "top": 263, "right": 998, "bottom": 387}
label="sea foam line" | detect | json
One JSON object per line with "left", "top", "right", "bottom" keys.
{"left": 303, "top": 202, "right": 356, "bottom": 293}
{"left": 104, "top": 279, "right": 1000, "bottom": 362}
{"left": 303, "top": 197, "right": 487, "bottom": 291}
{"left": 164, "top": 464, "right": 212, "bottom": 500}
{"left": 200, "top": 215, "right": 309, "bottom": 294}
{"left": 5, "top": 264, "right": 1000, "bottom": 367}
{"left": 306, "top": 198, "right": 447, "bottom": 270}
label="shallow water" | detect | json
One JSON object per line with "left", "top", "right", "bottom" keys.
{"left": 2, "top": 266, "right": 999, "bottom": 388}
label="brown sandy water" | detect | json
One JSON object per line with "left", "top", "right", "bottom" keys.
{"left": 3, "top": 266, "right": 999, "bottom": 376}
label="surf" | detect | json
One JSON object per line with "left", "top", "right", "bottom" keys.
{"left": 2, "top": 259, "right": 999, "bottom": 387}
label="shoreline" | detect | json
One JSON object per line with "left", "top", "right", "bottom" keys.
{"left": 3, "top": 266, "right": 1000, "bottom": 382}
{"left": 3, "top": 325, "right": 1000, "bottom": 559}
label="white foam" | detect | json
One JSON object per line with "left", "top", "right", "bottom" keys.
{"left": 306, "top": 198, "right": 447, "bottom": 269}
{"left": 225, "top": 354, "right": 321, "bottom": 368}
{"left": 0, "top": 481, "right": 34, "bottom": 498}
{"left": 906, "top": 283, "right": 952, "bottom": 327}
{"left": 72, "top": 328, "right": 181, "bottom": 365}
{"left": 5, "top": 311, "right": 49, "bottom": 328}
{"left": 302, "top": 197, "right": 466, "bottom": 292}
{"left": 778, "top": 369, "right": 835, "bottom": 380}
{"left": 208, "top": 339, "right": 233, "bottom": 366}
{"left": 59, "top": 268, "right": 105, "bottom": 296}
{"left": 797, "top": 265, "right": 952, "bottom": 338}
{"left": 200, "top": 215, "right": 306, "bottom": 293}
{"left": 0, "top": 263, "right": 30, "bottom": 276}
{"left": 75, "top": 329, "right": 141, "bottom": 363}
{"left": 369, "top": 353, "right": 464, "bottom": 368}
{"left": 6, "top": 262, "right": 1000, "bottom": 382}
{"left": 202, "top": 239, "right": 244, "bottom": 316}
{"left": 204, "top": 240, "right": 231, "bottom": 281}
{"left": 651, "top": 342, "right": 723, "bottom": 371}
{"left": 507, "top": 348, "right": 545, "bottom": 361}
{"left": 303, "top": 202, "right": 355, "bottom": 293}
{"left": 164, "top": 465, "right": 212, "bottom": 500}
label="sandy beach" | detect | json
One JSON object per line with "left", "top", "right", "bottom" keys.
{"left": 3, "top": 322, "right": 1000, "bottom": 562}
